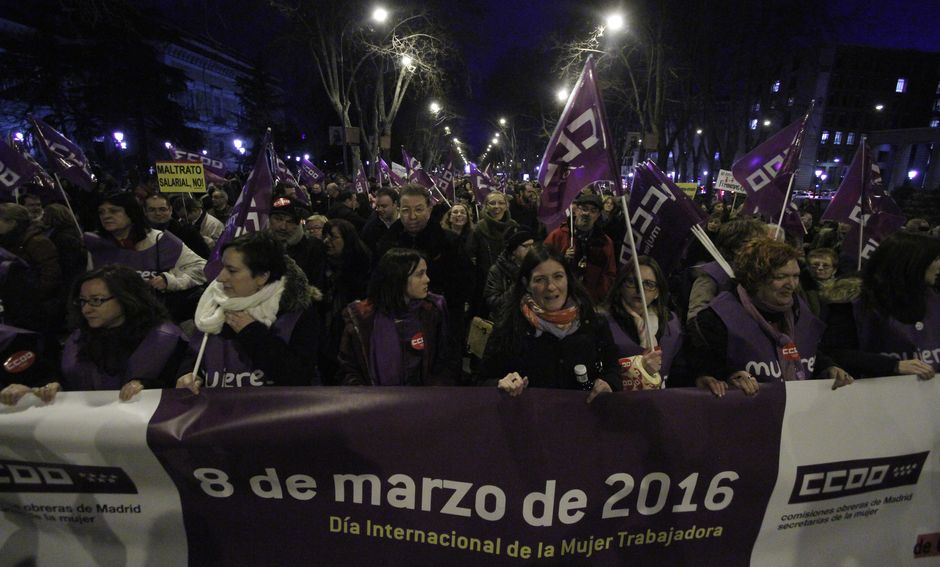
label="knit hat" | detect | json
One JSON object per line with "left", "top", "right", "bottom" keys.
{"left": 504, "top": 226, "right": 534, "bottom": 254}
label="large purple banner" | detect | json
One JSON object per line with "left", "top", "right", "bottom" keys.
{"left": 147, "top": 387, "right": 784, "bottom": 565}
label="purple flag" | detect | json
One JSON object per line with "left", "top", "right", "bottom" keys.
{"left": 409, "top": 168, "right": 442, "bottom": 204}
{"left": 354, "top": 163, "right": 369, "bottom": 194}
{"left": 537, "top": 56, "right": 619, "bottom": 230}
{"left": 166, "top": 144, "right": 228, "bottom": 185}
{"left": 621, "top": 160, "right": 708, "bottom": 274}
{"left": 30, "top": 117, "right": 95, "bottom": 191}
{"left": 438, "top": 154, "right": 456, "bottom": 201}
{"left": 299, "top": 158, "right": 325, "bottom": 186}
{"left": 0, "top": 139, "right": 39, "bottom": 198}
{"left": 378, "top": 158, "right": 405, "bottom": 187}
{"left": 731, "top": 112, "right": 810, "bottom": 237}
{"left": 401, "top": 147, "right": 421, "bottom": 176}
{"left": 204, "top": 131, "right": 274, "bottom": 280}
{"left": 840, "top": 211, "right": 906, "bottom": 269}
{"left": 468, "top": 163, "right": 494, "bottom": 203}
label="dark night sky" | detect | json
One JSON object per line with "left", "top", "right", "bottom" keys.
{"left": 148, "top": 0, "right": 940, "bottom": 154}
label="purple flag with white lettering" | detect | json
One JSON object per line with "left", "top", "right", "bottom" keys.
{"left": 537, "top": 56, "right": 619, "bottom": 230}
{"left": 409, "top": 168, "right": 442, "bottom": 204}
{"left": 274, "top": 154, "right": 300, "bottom": 189}
{"left": 469, "top": 163, "right": 494, "bottom": 203}
{"left": 438, "top": 154, "right": 456, "bottom": 201}
{"left": 354, "top": 163, "right": 369, "bottom": 194}
{"left": 0, "top": 139, "right": 39, "bottom": 198}
{"left": 401, "top": 147, "right": 421, "bottom": 176}
{"left": 731, "top": 111, "right": 810, "bottom": 237}
{"left": 299, "top": 158, "right": 325, "bottom": 187}
{"left": 166, "top": 144, "right": 228, "bottom": 185}
{"left": 204, "top": 131, "right": 274, "bottom": 280}
{"left": 378, "top": 158, "right": 405, "bottom": 187}
{"left": 621, "top": 160, "right": 708, "bottom": 274}
{"left": 30, "top": 116, "right": 95, "bottom": 191}
{"left": 824, "top": 142, "right": 905, "bottom": 267}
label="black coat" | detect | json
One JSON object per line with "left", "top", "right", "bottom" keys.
{"left": 478, "top": 314, "right": 622, "bottom": 391}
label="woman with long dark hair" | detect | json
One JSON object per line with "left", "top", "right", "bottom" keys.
{"left": 337, "top": 248, "right": 456, "bottom": 386}
{"left": 822, "top": 232, "right": 940, "bottom": 380}
{"left": 478, "top": 244, "right": 621, "bottom": 401}
{"left": 0, "top": 265, "right": 187, "bottom": 404}
{"left": 318, "top": 218, "right": 372, "bottom": 383}
{"left": 603, "top": 257, "right": 683, "bottom": 390}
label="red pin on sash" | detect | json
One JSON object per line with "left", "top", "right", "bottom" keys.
{"left": 781, "top": 342, "right": 800, "bottom": 361}
{"left": 410, "top": 332, "right": 425, "bottom": 351}
{"left": 4, "top": 351, "right": 36, "bottom": 373}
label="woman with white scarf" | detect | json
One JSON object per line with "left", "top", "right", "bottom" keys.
{"left": 176, "top": 232, "right": 321, "bottom": 392}
{"left": 601, "top": 257, "right": 684, "bottom": 391}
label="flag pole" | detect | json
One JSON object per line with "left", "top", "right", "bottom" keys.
{"left": 857, "top": 135, "right": 867, "bottom": 272}
{"left": 775, "top": 172, "right": 797, "bottom": 237}
{"left": 619, "top": 193, "right": 656, "bottom": 355}
{"left": 28, "top": 117, "right": 84, "bottom": 237}
{"left": 191, "top": 332, "right": 209, "bottom": 390}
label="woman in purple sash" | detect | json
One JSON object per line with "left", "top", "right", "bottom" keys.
{"left": 337, "top": 248, "right": 456, "bottom": 386}
{"left": 822, "top": 232, "right": 940, "bottom": 380}
{"left": 687, "top": 238, "right": 853, "bottom": 397}
{"left": 1, "top": 265, "right": 187, "bottom": 405}
{"left": 84, "top": 192, "right": 206, "bottom": 320}
{"left": 602, "top": 257, "right": 683, "bottom": 391}
{"left": 176, "top": 232, "right": 321, "bottom": 391}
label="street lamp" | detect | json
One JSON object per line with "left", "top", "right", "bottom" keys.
{"left": 372, "top": 6, "right": 389, "bottom": 23}
{"left": 233, "top": 138, "right": 243, "bottom": 150}
{"left": 762, "top": 119, "right": 771, "bottom": 127}
{"left": 304, "top": 154, "right": 310, "bottom": 160}
{"left": 499, "top": 117, "right": 507, "bottom": 126}
{"left": 695, "top": 129, "right": 703, "bottom": 135}
{"left": 401, "top": 54, "right": 414, "bottom": 68}
{"left": 429, "top": 101, "right": 441, "bottom": 114}
{"left": 874, "top": 104, "right": 884, "bottom": 111}
{"left": 112, "top": 131, "right": 124, "bottom": 143}
{"left": 556, "top": 87, "right": 569, "bottom": 102}
{"left": 605, "top": 13, "right": 625, "bottom": 32}
{"left": 12, "top": 132, "right": 24, "bottom": 142}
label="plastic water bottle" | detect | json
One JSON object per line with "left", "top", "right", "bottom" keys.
{"left": 574, "top": 364, "right": 593, "bottom": 391}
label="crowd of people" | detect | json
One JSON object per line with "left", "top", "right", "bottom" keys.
{"left": 1, "top": 167, "right": 938, "bottom": 407}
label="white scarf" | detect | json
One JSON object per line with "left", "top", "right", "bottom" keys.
{"left": 624, "top": 305, "right": 659, "bottom": 350}
{"left": 194, "top": 278, "right": 286, "bottom": 334}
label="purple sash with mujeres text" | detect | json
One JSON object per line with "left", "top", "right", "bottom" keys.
{"left": 192, "top": 311, "right": 303, "bottom": 388}
{"left": 605, "top": 311, "right": 683, "bottom": 381}
{"left": 60, "top": 322, "right": 186, "bottom": 390}
{"left": 710, "top": 291, "right": 824, "bottom": 382}
{"left": 853, "top": 291, "right": 940, "bottom": 372}
{"left": 84, "top": 231, "right": 183, "bottom": 280}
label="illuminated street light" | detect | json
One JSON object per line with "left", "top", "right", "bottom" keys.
{"left": 233, "top": 138, "right": 243, "bottom": 150}
{"left": 494, "top": 132, "right": 500, "bottom": 138}
{"left": 12, "top": 132, "right": 24, "bottom": 142}
{"left": 492, "top": 138, "right": 499, "bottom": 145}
{"left": 304, "top": 154, "right": 310, "bottom": 160}
{"left": 556, "top": 87, "right": 569, "bottom": 102}
{"left": 112, "top": 131, "right": 124, "bottom": 143}
{"left": 452, "top": 137, "right": 459, "bottom": 143}
{"left": 695, "top": 129, "right": 703, "bottom": 135}
{"left": 429, "top": 101, "right": 441, "bottom": 114}
{"left": 499, "top": 117, "right": 507, "bottom": 126}
{"left": 605, "top": 13, "right": 625, "bottom": 32}
{"left": 762, "top": 120, "right": 771, "bottom": 127}
{"left": 372, "top": 6, "right": 389, "bottom": 23}
{"left": 874, "top": 104, "right": 884, "bottom": 111}
{"left": 202, "top": 149, "right": 208, "bottom": 155}
{"left": 401, "top": 54, "right": 414, "bottom": 68}
{"left": 164, "top": 141, "right": 172, "bottom": 149}
{"left": 908, "top": 170, "right": 919, "bottom": 180}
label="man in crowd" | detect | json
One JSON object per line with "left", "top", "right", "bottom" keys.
{"left": 144, "top": 193, "right": 211, "bottom": 258}
{"left": 376, "top": 185, "right": 473, "bottom": 368}
{"left": 327, "top": 190, "right": 366, "bottom": 231}
{"left": 509, "top": 182, "right": 546, "bottom": 239}
{"left": 269, "top": 196, "right": 325, "bottom": 284}
{"left": 22, "top": 193, "right": 44, "bottom": 225}
{"left": 544, "top": 192, "right": 617, "bottom": 303}
{"left": 360, "top": 188, "right": 399, "bottom": 254}
{"left": 306, "top": 182, "right": 329, "bottom": 215}
{"left": 172, "top": 195, "right": 224, "bottom": 250}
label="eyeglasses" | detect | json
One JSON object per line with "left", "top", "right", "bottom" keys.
{"left": 624, "top": 279, "right": 658, "bottom": 292}
{"left": 75, "top": 296, "right": 115, "bottom": 308}
{"left": 810, "top": 263, "right": 834, "bottom": 271}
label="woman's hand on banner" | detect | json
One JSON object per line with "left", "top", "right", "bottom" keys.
{"left": 119, "top": 380, "right": 145, "bottom": 401}
{"left": 897, "top": 359, "right": 935, "bottom": 381}
{"left": 1, "top": 383, "right": 33, "bottom": 406}
{"left": 498, "top": 373, "right": 528, "bottom": 397}
{"left": 695, "top": 376, "right": 727, "bottom": 398}
{"left": 586, "top": 379, "right": 612, "bottom": 404}
{"left": 727, "top": 371, "right": 760, "bottom": 396}
{"left": 176, "top": 373, "right": 202, "bottom": 394}
{"left": 822, "top": 366, "right": 854, "bottom": 390}
{"left": 32, "top": 382, "right": 61, "bottom": 403}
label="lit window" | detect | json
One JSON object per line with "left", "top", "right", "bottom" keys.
{"left": 714, "top": 152, "right": 720, "bottom": 160}
{"left": 772, "top": 80, "right": 781, "bottom": 93}
{"left": 895, "top": 78, "right": 906, "bottom": 93}
{"left": 833, "top": 131, "right": 842, "bottom": 145}
{"left": 931, "top": 119, "right": 940, "bottom": 128}
{"left": 820, "top": 131, "right": 829, "bottom": 144}
{"left": 787, "top": 96, "right": 794, "bottom": 107}
{"left": 846, "top": 132, "right": 855, "bottom": 145}
{"left": 750, "top": 119, "right": 758, "bottom": 130}
{"left": 754, "top": 102, "right": 761, "bottom": 112}
{"left": 935, "top": 99, "right": 940, "bottom": 112}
